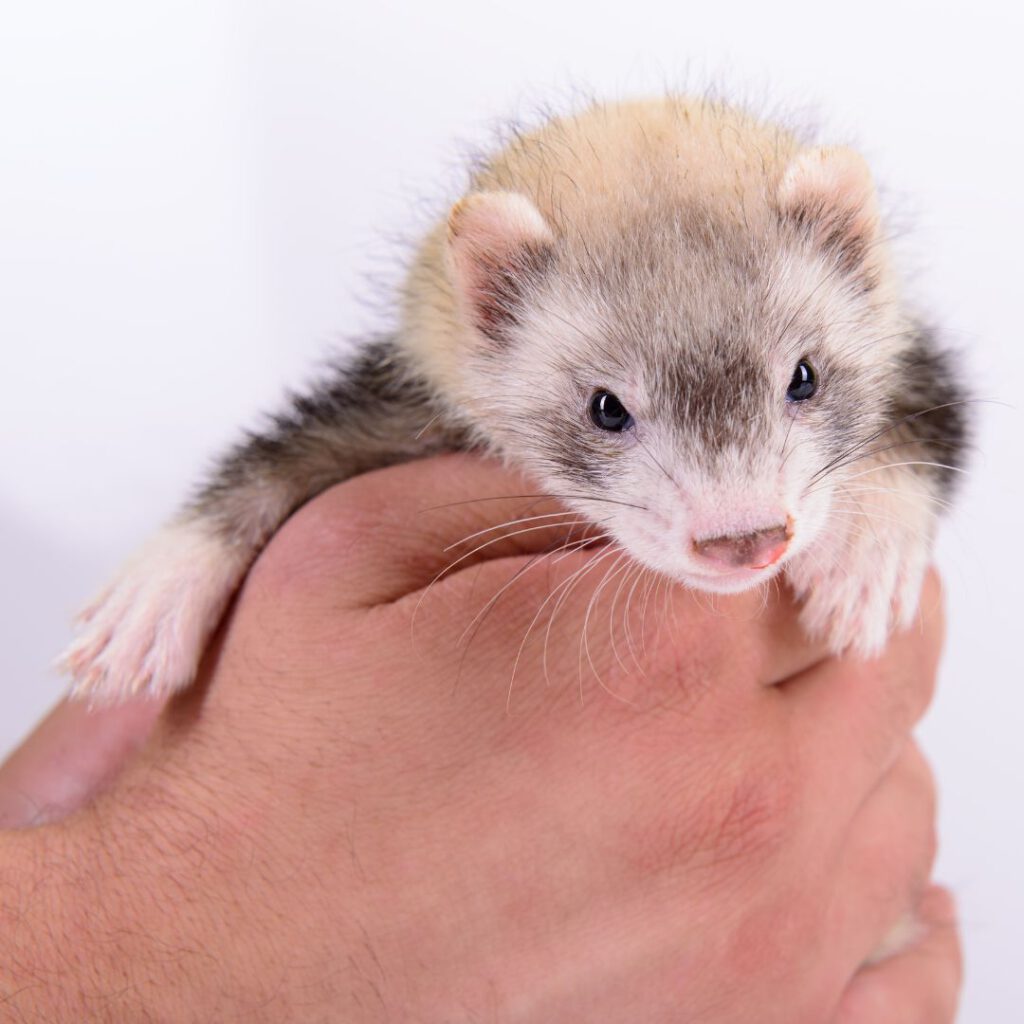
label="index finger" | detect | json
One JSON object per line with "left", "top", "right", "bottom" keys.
{"left": 0, "top": 697, "right": 163, "bottom": 827}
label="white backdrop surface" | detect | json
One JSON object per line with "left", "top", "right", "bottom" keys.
{"left": 1, "top": 1, "right": 1021, "bottom": 1018}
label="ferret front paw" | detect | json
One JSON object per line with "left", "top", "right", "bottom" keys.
{"left": 57, "top": 521, "right": 246, "bottom": 703}
{"left": 788, "top": 538, "right": 928, "bottom": 658}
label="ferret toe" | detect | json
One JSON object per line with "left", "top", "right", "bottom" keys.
{"left": 58, "top": 521, "right": 246, "bottom": 704}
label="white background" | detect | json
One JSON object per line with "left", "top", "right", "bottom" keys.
{"left": 1, "top": 1, "right": 1021, "bottom": 1018}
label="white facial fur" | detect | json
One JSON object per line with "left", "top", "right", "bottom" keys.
{"left": 445, "top": 166, "right": 910, "bottom": 601}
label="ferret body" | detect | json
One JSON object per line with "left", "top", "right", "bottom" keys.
{"left": 61, "top": 97, "right": 968, "bottom": 702}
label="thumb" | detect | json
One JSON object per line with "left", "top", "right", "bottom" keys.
{"left": 0, "top": 697, "right": 163, "bottom": 827}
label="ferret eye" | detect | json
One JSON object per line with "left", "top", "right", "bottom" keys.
{"left": 786, "top": 359, "right": 818, "bottom": 402}
{"left": 589, "top": 390, "right": 633, "bottom": 432}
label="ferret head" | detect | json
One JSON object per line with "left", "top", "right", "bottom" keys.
{"left": 439, "top": 143, "right": 909, "bottom": 594}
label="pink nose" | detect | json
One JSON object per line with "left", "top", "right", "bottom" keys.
{"left": 693, "top": 523, "right": 791, "bottom": 570}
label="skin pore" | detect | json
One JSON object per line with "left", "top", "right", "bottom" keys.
{"left": 1, "top": 455, "right": 960, "bottom": 1022}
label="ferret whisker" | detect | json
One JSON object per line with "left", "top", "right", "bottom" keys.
{"left": 824, "top": 508, "right": 875, "bottom": 550}
{"left": 658, "top": 571, "right": 676, "bottom": 629}
{"left": 840, "top": 460, "right": 967, "bottom": 484}
{"left": 809, "top": 398, "right": 989, "bottom": 486}
{"left": 618, "top": 562, "right": 641, "bottom": 674}
{"left": 801, "top": 530, "right": 848, "bottom": 580}
{"left": 828, "top": 499, "right": 935, "bottom": 521}
{"left": 579, "top": 551, "right": 636, "bottom": 706}
{"left": 827, "top": 508, "right": 934, "bottom": 536}
{"left": 831, "top": 491, "right": 947, "bottom": 517}
{"left": 638, "top": 568, "right": 659, "bottom": 659}
{"left": 461, "top": 525, "right": 613, "bottom": 701}
{"left": 412, "top": 412, "right": 444, "bottom": 441}
{"left": 507, "top": 545, "right": 608, "bottom": 709}
{"left": 552, "top": 532, "right": 607, "bottom": 564}
{"left": 560, "top": 513, "right": 583, "bottom": 552}
{"left": 447, "top": 519, "right": 592, "bottom": 574}
{"left": 604, "top": 554, "right": 641, "bottom": 681}
{"left": 540, "top": 546, "right": 622, "bottom": 701}
{"left": 811, "top": 437, "right": 966, "bottom": 484}
{"left": 457, "top": 549, "right": 551, "bottom": 648}
{"left": 443, "top": 511, "right": 585, "bottom": 552}
{"left": 413, "top": 518, "right": 594, "bottom": 635}
{"left": 419, "top": 493, "right": 649, "bottom": 513}
{"left": 451, "top": 548, "right": 558, "bottom": 698}
{"left": 835, "top": 484, "right": 954, "bottom": 512}
{"left": 621, "top": 563, "right": 652, "bottom": 677}
{"left": 778, "top": 402, "right": 801, "bottom": 466}
{"left": 804, "top": 472, "right": 957, "bottom": 511}
{"left": 635, "top": 434, "right": 678, "bottom": 487}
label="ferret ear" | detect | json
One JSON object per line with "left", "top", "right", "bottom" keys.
{"left": 446, "top": 191, "right": 554, "bottom": 344}
{"left": 778, "top": 147, "right": 883, "bottom": 281}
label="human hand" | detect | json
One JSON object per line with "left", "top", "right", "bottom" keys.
{"left": 1, "top": 454, "right": 959, "bottom": 1021}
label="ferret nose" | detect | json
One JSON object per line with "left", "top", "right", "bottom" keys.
{"left": 692, "top": 523, "right": 791, "bottom": 571}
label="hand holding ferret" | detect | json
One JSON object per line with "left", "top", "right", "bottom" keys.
{"left": 3, "top": 456, "right": 959, "bottom": 1022}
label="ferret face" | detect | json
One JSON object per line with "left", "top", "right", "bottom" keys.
{"left": 445, "top": 149, "right": 908, "bottom": 594}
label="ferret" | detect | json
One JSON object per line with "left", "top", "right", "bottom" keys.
{"left": 59, "top": 96, "right": 968, "bottom": 702}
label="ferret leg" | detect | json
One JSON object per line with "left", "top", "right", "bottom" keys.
{"left": 58, "top": 517, "right": 251, "bottom": 702}
{"left": 787, "top": 466, "right": 936, "bottom": 657}
{"left": 59, "top": 338, "right": 451, "bottom": 703}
